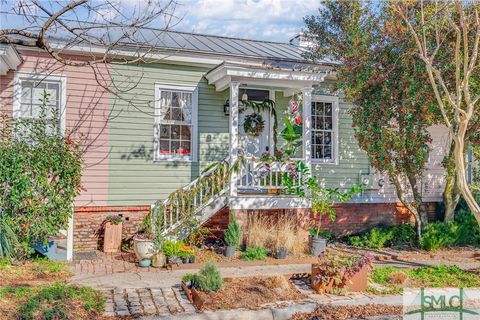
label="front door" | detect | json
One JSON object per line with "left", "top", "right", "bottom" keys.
{"left": 238, "top": 89, "right": 272, "bottom": 158}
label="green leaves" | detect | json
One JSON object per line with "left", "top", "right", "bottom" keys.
{"left": 0, "top": 91, "right": 83, "bottom": 259}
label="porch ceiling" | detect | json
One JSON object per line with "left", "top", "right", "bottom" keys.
{"left": 205, "top": 61, "right": 332, "bottom": 93}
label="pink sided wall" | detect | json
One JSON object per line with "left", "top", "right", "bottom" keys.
{"left": 0, "top": 49, "right": 110, "bottom": 206}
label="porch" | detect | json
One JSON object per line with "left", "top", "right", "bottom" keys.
{"left": 150, "top": 61, "right": 332, "bottom": 237}
{"left": 206, "top": 61, "right": 331, "bottom": 210}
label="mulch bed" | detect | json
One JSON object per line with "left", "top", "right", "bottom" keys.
{"left": 290, "top": 304, "right": 402, "bottom": 320}
{"left": 192, "top": 276, "right": 306, "bottom": 311}
{"left": 329, "top": 243, "right": 480, "bottom": 263}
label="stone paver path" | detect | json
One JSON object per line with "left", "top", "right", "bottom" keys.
{"left": 101, "top": 286, "right": 195, "bottom": 317}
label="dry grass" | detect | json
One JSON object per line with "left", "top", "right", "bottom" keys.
{"left": 387, "top": 271, "right": 408, "bottom": 285}
{"left": 246, "top": 214, "right": 307, "bottom": 256}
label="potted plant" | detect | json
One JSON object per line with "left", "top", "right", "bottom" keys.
{"left": 179, "top": 243, "right": 196, "bottom": 263}
{"left": 102, "top": 214, "right": 123, "bottom": 253}
{"left": 274, "top": 230, "right": 288, "bottom": 259}
{"left": 311, "top": 253, "right": 373, "bottom": 294}
{"left": 224, "top": 213, "right": 241, "bottom": 257}
{"left": 162, "top": 239, "right": 183, "bottom": 264}
{"left": 308, "top": 185, "right": 363, "bottom": 256}
{"left": 133, "top": 214, "right": 155, "bottom": 264}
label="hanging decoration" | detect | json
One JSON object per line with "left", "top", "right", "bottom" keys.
{"left": 289, "top": 96, "right": 303, "bottom": 125}
{"left": 240, "top": 99, "right": 278, "bottom": 149}
{"left": 243, "top": 113, "right": 265, "bottom": 137}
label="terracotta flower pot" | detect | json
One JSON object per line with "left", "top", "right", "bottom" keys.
{"left": 103, "top": 222, "right": 123, "bottom": 253}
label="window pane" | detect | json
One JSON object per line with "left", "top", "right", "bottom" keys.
{"left": 313, "top": 145, "right": 324, "bottom": 159}
{"left": 171, "top": 125, "right": 181, "bottom": 139}
{"left": 171, "top": 107, "right": 183, "bottom": 121}
{"left": 171, "top": 140, "right": 180, "bottom": 154}
{"left": 314, "top": 132, "right": 323, "bottom": 144}
{"left": 324, "top": 117, "right": 332, "bottom": 130}
{"left": 179, "top": 141, "right": 191, "bottom": 155}
{"left": 180, "top": 125, "right": 191, "bottom": 140}
{"left": 324, "top": 132, "right": 332, "bottom": 145}
{"left": 160, "top": 125, "right": 170, "bottom": 139}
{"left": 159, "top": 140, "right": 170, "bottom": 154}
{"left": 325, "top": 103, "right": 332, "bottom": 116}
{"left": 21, "top": 83, "right": 32, "bottom": 103}
{"left": 324, "top": 146, "right": 332, "bottom": 159}
{"left": 159, "top": 91, "right": 171, "bottom": 120}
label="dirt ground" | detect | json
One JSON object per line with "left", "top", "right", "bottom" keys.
{"left": 290, "top": 304, "right": 402, "bottom": 320}
{"left": 195, "top": 275, "right": 306, "bottom": 311}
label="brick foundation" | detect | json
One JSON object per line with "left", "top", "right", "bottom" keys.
{"left": 233, "top": 202, "right": 438, "bottom": 239}
{"left": 73, "top": 202, "right": 438, "bottom": 252}
{"left": 73, "top": 206, "right": 150, "bottom": 252}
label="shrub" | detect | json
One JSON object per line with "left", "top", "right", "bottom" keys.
{"left": 241, "top": 246, "right": 268, "bottom": 261}
{"left": 419, "top": 221, "right": 461, "bottom": 251}
{"left": 224, "top": 213, "right": 241, "bottom": 247}
{"left": 0, "top": 94, "right": 83, "bottom": 259}
{"left": 195, "top": 262, "right": 223, "bottom": 292}
{"left": 349, "top": 227, "right": 394, "bottom": 249}
{"left": 0, "top": 219, "right": 19, "bottom": 260}
{"left": 161, "top": 240, "right": 183, "bottom": 257}
{"left": 348, "top": 224, "right": 416, "bottom": 249}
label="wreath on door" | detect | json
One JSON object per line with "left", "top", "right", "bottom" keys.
{"left": 243, "top": 113, "right": 265, "bottom": 137}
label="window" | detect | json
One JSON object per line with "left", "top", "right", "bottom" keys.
{"left": 154, "top": 85, "right": 198, "bottom": 161}
{"left": 13, "top": 73, "right": 66, "bottom": 134}
{"left": 311, "top": 97, "right": 338, "bottom": 163}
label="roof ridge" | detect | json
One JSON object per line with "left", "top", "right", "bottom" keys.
{"left": 145, "top": 27, "right": 299, "bottom": 46}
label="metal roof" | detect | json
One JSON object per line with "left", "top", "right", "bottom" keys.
{"left": 119, "top": 29, "right": 313, "bottom": 63}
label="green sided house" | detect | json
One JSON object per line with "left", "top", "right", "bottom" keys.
{"left": 0, "top": 31, "right": 449, "bottom": 259}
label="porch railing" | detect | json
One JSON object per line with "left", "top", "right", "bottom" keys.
{"left": 151, "top": 159, "right": 230, "bottom": 237}
{"left": 237, "top": 158, "right": 302, "bottom": 192}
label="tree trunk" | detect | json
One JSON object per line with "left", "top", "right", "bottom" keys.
{"left": 443, "top": 142, "right": 461, "bottom": 222}
{"left": 406, "top": 174, "right": 429, "bottom": 235}
{"left": 389, "top": 171, "right": 425, "bottom": 238}
{"left": 454, "top": 121, "right": 480, "bottom": 226}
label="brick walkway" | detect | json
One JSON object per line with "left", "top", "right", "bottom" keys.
{"left": 101, "top": 286, "right": 195, "bottom": 317}
{"left": 70, "top": 251, "right": 163, "bottom": 275}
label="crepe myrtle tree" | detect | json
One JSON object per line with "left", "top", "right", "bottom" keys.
{"left": 393, "top": 0, "right": 480, "bottom": 225}
{"left": 0, "top": 92, "right": 83, "bottom": 258}
{"left": 304, "top": 0, "right": 441, "bottom": 236}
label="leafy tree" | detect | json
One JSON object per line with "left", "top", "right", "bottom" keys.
{"left": 304, "top": 0, "right": 440, "bottom": 236}
{"left": 0, "top": 92, "right": 83, "bottom": 258}
{"left": 393, "top": 0, "right": 480, "bottom": 225}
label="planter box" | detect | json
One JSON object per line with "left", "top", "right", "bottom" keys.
{"left": 103, "top": 222, "right": 122, "bottom": 253}
{"left": 181, "top": 281, "right": 205, "bottom": 310}
{"left": 311, "top": 264, "right": 369, "bottom": 294}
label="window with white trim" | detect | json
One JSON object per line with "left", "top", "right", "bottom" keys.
{"left": 13, "top": 73, "right": 66, "bottom": 135}
{"left": 154, "top": 85, "right": 197, "bottom": 161}
{"left": 311, "top": 99, "right": 338, "bottom": 163}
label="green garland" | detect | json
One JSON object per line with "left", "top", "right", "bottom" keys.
{"left": 240, "top": 99, "right": 278, "bottom": 150}
{"left": 243, "top": 113, "right": 265, "bottom": 137}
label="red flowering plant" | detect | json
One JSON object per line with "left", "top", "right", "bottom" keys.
{"left": 312, "top": 253, "right": 373, "bottom": 294}
{"left": 304, "top": 1, "right": 443, "bottom": 237}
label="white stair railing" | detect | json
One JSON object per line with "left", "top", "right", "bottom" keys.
{"left": 150, "top": 159, "right": 230, "bottom": 237}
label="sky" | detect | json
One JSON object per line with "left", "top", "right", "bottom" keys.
{"left": 175, "top": 0, "right": 319, "bottom": 42}
{"left": 0, "top": 0, "right": 320, "bottom": 43}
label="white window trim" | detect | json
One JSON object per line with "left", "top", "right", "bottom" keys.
{"left": 311, "top": 94, "right": 339, "bottom": 165}
{"left": 153, "top": 83, "right": 198, "bottom": 162}
{"left": 13, "top": 72, "right": 67, "bottom": 134}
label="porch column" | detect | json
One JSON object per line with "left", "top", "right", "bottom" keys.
{"left": 302, "top": 87, "right": 313, "bottom": 171}
{"left": 229, "top": 81, "right": 241, "bottom": 197}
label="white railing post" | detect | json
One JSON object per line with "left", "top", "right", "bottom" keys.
{"left": 302, "top": 87, "right": 313, "bottom": 180}
{"left": 229, "top": 81, "right": 241, "bottom": 197}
